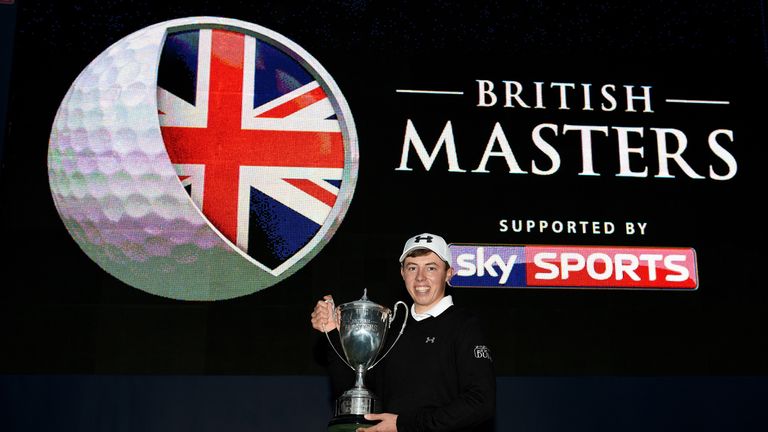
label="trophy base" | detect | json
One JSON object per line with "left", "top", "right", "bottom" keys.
{"left": 327, "top": 414, "right": 378, "bottom": 432}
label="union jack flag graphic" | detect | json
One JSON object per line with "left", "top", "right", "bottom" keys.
{"left": 157, "top": 27, "right": 351, "bottom": 273}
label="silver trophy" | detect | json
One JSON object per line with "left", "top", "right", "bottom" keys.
{"left": 323, "top": 289, "right": 408, "bottom": 431}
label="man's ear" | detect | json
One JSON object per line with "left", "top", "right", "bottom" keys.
{"left": 445, "top": 266, "right": 454, "bottom": 283}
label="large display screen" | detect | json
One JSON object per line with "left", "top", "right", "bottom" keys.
{"left": 1, "top": 0, "right": 766, "bottom": 377}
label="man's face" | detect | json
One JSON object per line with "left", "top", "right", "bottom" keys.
{"left": 400, "top": 251, "right": 454, "bottom": 314}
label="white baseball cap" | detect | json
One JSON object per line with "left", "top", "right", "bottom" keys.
{"left": 398, "top": 233, "right": 451, "bottom": 265}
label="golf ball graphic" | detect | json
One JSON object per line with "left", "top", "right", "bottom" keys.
{"left": 47, "top": 17, "right": 359, "bottom": 300}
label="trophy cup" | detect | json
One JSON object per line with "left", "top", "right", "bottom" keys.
{"left": 323, "top": 289, "right": 408, "bottom": 432}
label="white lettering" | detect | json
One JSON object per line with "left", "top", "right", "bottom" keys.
{"left": 473, "top": 123, "right": 527, "bottom": 174}
{"left": 504, "top": 80, "right": 529, "bottom": 108}
{"left": 624, "top": 85, "right": 653, "bottom": 113}
{"left": 708, "top": 129, "right": 737, "bottom": 181}
{"left": 455, "top": 249, "right": 518, "bottom": 284}
{"left": 639, "top": 254, "right": 663, "bottom": 281}
{"left": 534, "top": 253, "right": 559, "bottom": 280}
{"left": 456, "top": 253, "right": 477, "bottom": 277}
{"left": 476, "top": 80, "right": 497, "bottom": 107}
{"left": 586, "top": 253, "right": 613, "bottom": 280}
{"left": 664, "top": 255, "right": 690, "bottom": 282}
{"left": 601, "top": 84, "right": 617, "bottom": 111}
{"left": 562, "top": 124, "right": 609, "bottom": 176}
{"left": 614, "top": 126, "right": 648, "bottom": 177}
{"left": 531, "top": 123, "right": 561, "bottom": 175}
{"left": 551, "top": 82, "right": 576, "bottom": 109}
{"left": 397, "top": 120, "right": 466, "bottom": 172}
{"left": 614, "top": 254, "right": 641, "bottom": 281}
{"left": 652, "top": 128, "right": 705, "bottom": 179}
{"left": 560, "top": 252, "right": 586, "bottom": 279}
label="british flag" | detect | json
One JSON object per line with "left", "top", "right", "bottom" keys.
{"left": 157, "top": 27, "right": 347, "bottom": 273}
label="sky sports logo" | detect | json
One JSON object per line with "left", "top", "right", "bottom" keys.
{"left": 449, "top": 244, "right": 697, "bottom": 290}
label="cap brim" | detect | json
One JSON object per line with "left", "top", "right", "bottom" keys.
{"left": 398, "top": 245, "right": 449, "bottom": 263}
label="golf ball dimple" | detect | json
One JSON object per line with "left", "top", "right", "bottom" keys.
{"left": 48, "top": 17, "right": 358, "bottom": 300}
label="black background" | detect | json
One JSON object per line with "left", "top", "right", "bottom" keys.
{"left": 1, "top": 0, "right": 767, "bottom": 377}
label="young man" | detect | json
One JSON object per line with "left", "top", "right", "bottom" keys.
{"left": 311, "top": 233, "right": 496, "bottom": 432}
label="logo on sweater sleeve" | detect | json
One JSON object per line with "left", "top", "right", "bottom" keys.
{"left": 474, "top": 345, "right": 493, "bottom": 361}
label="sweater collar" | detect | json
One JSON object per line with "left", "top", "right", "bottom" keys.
{"left": 410, "top": 295, "right": 453, "bottom": 321}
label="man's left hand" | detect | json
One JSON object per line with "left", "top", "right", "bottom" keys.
{"left": 356, "top": 413, "right": 398, "bottom": 432}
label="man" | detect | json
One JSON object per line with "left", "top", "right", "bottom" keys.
{"left": 311, "top": 233, "right": 496, "bottom": 432}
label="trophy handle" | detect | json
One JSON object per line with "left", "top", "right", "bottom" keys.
{"left": 322, "top": 298, "right": 356, "bottom": 372}
{"left": 368, "top": 300, "right": 408, "bottom": 370}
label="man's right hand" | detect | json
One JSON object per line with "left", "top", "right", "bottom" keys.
{"left": 311, "top": 295, "right": 337, "bottom": 332}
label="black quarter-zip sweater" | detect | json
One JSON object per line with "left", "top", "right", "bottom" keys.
{"left": 328, "top": 305, "right": 496, "bottom": 432}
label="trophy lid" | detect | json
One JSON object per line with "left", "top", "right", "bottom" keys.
{"left": 359, "top": 288, "right": 373, "bottom": 302}
{"left": 339, "top": 288, "right": 387, "bottom": 311}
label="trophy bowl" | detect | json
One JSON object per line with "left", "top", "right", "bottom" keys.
{"left": 324, "top": 289, "right": 407, "bottom": 431}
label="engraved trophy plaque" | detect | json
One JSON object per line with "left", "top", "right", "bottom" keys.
{"left": 323, "top": 289, "right": 408, "bottom": 432}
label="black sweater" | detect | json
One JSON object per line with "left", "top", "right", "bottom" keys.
{"left": 328, "top": 305, "right": 496, "bottom": 432}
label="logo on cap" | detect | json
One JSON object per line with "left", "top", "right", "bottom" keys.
{"left": 399, "top": 232, "right": 451, "bottom": 264}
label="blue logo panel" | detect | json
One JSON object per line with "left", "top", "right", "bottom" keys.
{"left": 450, "top": 245, "right": 526, "bottom": 287}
